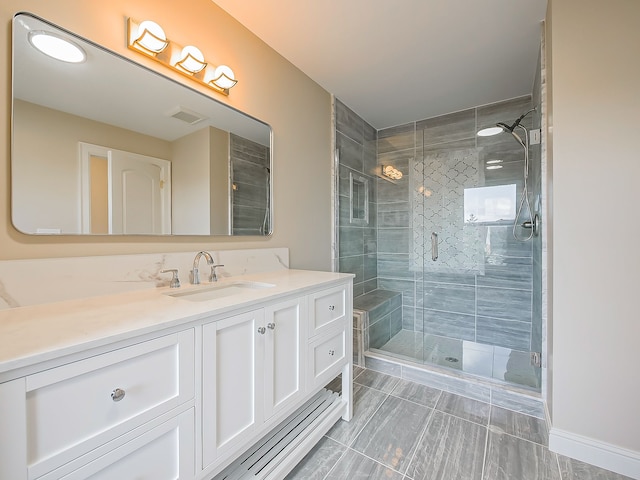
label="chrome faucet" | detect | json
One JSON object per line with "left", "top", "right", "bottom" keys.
{"left": 191, "top": 251, "right": 214, "bottom": 285}
{"left": 191, "top": 251, "right": 225, "bottom": 284}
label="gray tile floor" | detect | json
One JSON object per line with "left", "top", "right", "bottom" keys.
{"left": 286, "top": 368, "right": 632, "bottom": 480}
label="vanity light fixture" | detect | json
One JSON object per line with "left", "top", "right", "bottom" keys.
{"left": 126, "top": 18, "right": 237, "bottom": 95}
{"left": 28, "top": 30, "right": 86, "bottom": 63}
{"left": 130, "top": 20, "right": 168, "bottom": 54}
{"left": 175, "top": 45, "right": 206, "bottom": 74}
{"left": 209, "top": 65, "right": 237, "bottom": 90}
{"left": 382, "top": 165, "right": 403, "bottom": 180}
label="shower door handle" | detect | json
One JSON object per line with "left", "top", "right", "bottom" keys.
{"left": 431, "top": 232, "right": 438, "bottom": 261}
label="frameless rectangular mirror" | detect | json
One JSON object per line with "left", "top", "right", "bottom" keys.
{"left": 11, "top": 12, "right": 272, "bottom": 236}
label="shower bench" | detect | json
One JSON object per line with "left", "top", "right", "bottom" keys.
{"left": 353, "top": 289, "right": 403, "bottom": 366}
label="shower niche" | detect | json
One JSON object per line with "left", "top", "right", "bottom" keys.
{"left": 349, "top": 173, "right": 369, "bottom": 225}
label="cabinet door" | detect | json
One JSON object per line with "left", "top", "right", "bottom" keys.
{"left": 264, "top": 298, "right": 306, "bottom": 420}
{"left": 202, "top": 309, "right": 264, "bottom": 468}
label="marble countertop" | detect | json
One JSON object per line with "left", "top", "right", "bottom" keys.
{"left": 0, "top": 269, "right": 353, "bottom": 377}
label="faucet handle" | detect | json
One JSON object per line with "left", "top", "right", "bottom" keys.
{"left": 160, "top": 269, "right": 181, "bottom": 288}
{"left": 209, "top": 264, "right": 225, "bottom": 282}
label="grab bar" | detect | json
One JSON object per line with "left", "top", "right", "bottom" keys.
{"left": 431, "top": 232, "right": 438, "bottom": 261}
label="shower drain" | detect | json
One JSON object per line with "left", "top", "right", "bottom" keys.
{"left": 444, "top": 356, "right": 459, "bottom": 363}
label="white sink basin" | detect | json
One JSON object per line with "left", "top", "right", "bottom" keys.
{"left": 165, "top": 281, "right": 275, "bottom": 302}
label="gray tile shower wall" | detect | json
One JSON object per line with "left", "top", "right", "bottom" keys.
{"left": 336, "top": 99, "right": 378, "bottom": 296}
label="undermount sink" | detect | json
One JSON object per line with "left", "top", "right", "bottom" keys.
{"left": 165, "top": 281, "right": 275, "bottom": 302}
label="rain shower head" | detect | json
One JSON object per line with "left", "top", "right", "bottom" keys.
{"left": 477, "top": 107, "right": 537, "bottom": 137}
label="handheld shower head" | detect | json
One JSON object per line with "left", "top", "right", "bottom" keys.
{"left": 496, "top": 121, "right": 514, "bottom": 133}
{"left": 500, "top": 107, "right": 537, "bottom": 133}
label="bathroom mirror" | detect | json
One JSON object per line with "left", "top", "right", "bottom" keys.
{"left": 11, "top": 13, "right": 272, "bottom": 236}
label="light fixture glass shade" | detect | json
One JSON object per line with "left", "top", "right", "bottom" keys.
{"left": 477, "top": 126, "right": 504, "bottom": 137}
{"left": 210, "top": 65, "right": 237, "bottom": 90}
{"left": 28, "top": 31, "right": 86, "bottom": 63}
{"left": 176, "top": 45, "right": 206, "bottom": 74}
{"left": 134, "top": 20, "right": 168, "bottom": 54}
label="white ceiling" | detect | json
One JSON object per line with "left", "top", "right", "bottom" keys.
{"left": 212, "top": 0, "right": 548, "bottom": 130}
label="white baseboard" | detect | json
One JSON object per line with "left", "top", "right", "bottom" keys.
{"left": 549, "top": 427, "right": 640, "bottom": 479}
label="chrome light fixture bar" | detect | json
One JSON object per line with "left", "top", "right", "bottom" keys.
{"left": 127, "top": 18, "right": 237, "bottom": 95}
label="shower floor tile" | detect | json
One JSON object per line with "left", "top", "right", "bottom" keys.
{"left": 375, "top": 329, "right": 540, "bottom": 390}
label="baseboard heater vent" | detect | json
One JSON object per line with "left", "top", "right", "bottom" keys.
{"left": 215, "top": 389, "right": 345, "bottom": 480}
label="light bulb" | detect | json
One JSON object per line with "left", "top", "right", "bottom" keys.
{"left": 176, "top": 45, "right": 206, "bottom": 74}
{"left": 135, "top": 21, "right": 168, "bottom": 54}
{"left": 211, "top": 65, "right": 237, "bottom": 89}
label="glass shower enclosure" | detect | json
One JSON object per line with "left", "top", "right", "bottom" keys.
{"left": 335, "top": 92, "right": 543, "bottom": 391}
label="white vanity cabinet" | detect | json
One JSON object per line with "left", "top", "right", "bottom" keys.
{"left": 0, "top": 329, "right": 196, "bottom": 480}
{"left": 0, "top": 272, "right": 353, "bottom": 480}
{"left": 201, "top": 297, "right": 306, "bottom": 470}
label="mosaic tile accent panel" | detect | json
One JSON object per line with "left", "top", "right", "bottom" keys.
{"left": 410, "top": 149, "right": 485, "bottom": 275}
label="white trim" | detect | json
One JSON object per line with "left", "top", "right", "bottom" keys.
{"left": 549, "top": 427, "right": 640, "bottom": 479}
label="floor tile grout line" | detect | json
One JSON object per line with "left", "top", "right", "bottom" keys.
{"left": 436, "top": 407, "right": 490, "bottom": 429}
{"left": 387, "top": 379, "right": 443, "bottom": 410}
{"left": 481, "top": 403, "right": 492, "bottom": 480}
{"left": 554, "top": 445, "right": 564, "bottom": 479}
{"left": 345, "top": 444, "right": 417, "bottom": 478}
{"left": 341, "top": 389, "right": 391, "bottom": 449}
{"left": 353, "top": 377, "right": 400, "bottom": 396}
{"left": 317, "top": 438, "right": 352, "bottom": 480}
{"left": 401, "top": 406, "right": 436, "bottom": 480}
{"left": 493, "top": 428, "right": 551, "bottom": 448}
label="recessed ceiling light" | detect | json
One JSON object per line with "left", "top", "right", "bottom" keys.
{"left": 28, "top": 30, "right": 86, "bottom": 63}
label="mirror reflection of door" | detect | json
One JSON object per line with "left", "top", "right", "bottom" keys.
{"left": 80, "top": 143, "right": 171, "bottom": 234}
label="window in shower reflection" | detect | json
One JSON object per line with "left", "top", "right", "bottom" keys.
{"left": 463, "top": 184, "right": 516, "bottom": 224}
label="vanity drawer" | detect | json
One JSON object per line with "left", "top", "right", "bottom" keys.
{"left": 308, "top": 285, "right": 348, "bottom": 338}
{"left": 42, "top": 408, "right": 195, "bottom": 480}
{"left": 308, "top": 328, "right": 347, "bottom": 390}
{"left": 25, "top": 329, "right": 195, "bottom": 480}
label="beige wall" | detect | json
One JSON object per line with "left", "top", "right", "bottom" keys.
{"left": 1, "top": 0, "right": 333, "bottom": 270}
{"left": 549, "top": 0, "right": 640, "bottom": 452}
{"left": 12, "top": 100, "right": 172, "bottom": 234}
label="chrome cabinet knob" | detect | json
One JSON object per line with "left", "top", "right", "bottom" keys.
{"left": 267, "top": 323, "right": 276, "bottom": 330}
{"left": 328, "top": 349, "right": 335, "bottom": 356}
{"left": 328, "top": 305, "right": 335, "bottom": 311}
{"left": 111, "top": 388, "right": 126, "bottom": 402}
{"left": 257, "top": 327, "right": 266, "bottom": 335}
